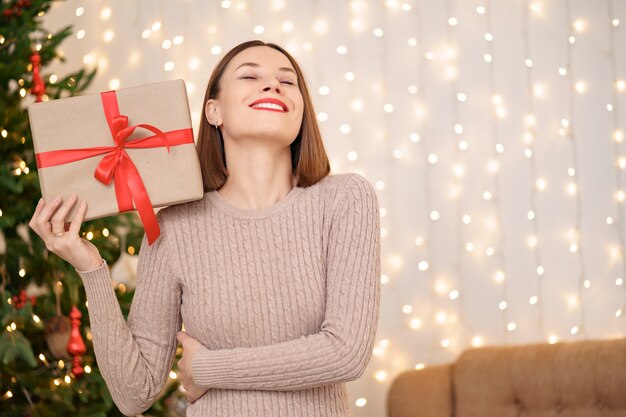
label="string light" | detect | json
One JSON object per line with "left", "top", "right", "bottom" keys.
{"left": 313, "top": 18, "right": 328, "bottom": 35}
{"left": 27, "top": 2, "right": 626, "bottom": 413}
{"left": 396, "top": 0, "right": 436, "bottom": 368}
{"left": 522, "top": 0, "right": 547, "bottom": 338}
{"left": 374, "top": 1, "right": 415, "bottom": 375}
{"left": 529, "top": 2, "right": 543, "bottom": 17}
{"left": 38, "top": 353, "right": 50, "bottom": 367}
{"left": 480, "top": 0, "right": 514, "bottom": 343}
{"left": 563, "top": 0, "right": 588, "bottom": 338}
{"left": 99, "top": 7, "right": 111, "bottom": 20}
{"left": 471, "top": 335, "right": 484, "bottom": 347}
{"left": 606, "top": 0, "right": 626, "bottom": 323}
{"left": 374, "top": 370, "right": 388, "bottom": 381}
{"left": 425, "top": 0, "right": 471, "bottom": 356}
{"left": 103, "top": 29, "right": 113, "bottom": 42}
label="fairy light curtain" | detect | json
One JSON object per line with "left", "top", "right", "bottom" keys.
{"left": 38, "top": 0, "right": 626, "bottom": 416}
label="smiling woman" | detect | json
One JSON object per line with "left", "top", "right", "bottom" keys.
{"left": 196, "top": 40, "right": 330, "bottom": 193}
{"left": 204, "top": 46, "right": 303, "bottom": 143}
{"left": 71, "top": 39, "right": 381, "bottom": 417}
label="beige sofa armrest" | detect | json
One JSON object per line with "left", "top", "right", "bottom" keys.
{"left": 387, "top": 364, "right": 453, "bottom": 417}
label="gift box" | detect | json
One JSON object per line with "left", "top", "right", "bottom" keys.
{"left": 28, "top": 79, "right": 204, "bottom": 245}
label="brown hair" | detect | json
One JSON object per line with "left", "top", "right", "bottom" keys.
{"left": 196, "top": 40, "right": 331, "bottom": 192}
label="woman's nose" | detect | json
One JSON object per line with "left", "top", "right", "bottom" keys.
{"left": 262, "top": 78, "right": 281, "bottom": 93}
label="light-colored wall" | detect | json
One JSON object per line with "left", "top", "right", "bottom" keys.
{"left": 40, "top": 1, "right": 626, "bottom": 415}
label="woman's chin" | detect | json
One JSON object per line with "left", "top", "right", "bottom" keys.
{"left": 233, "top": 129, "right": 295, "bottom": 143}
{"left": 239, "top": 125, "right": 299, "bottom": 139}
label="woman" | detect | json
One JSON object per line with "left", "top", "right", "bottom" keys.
{"left": 29, "top": 40, "right": 381, "bottom": 417}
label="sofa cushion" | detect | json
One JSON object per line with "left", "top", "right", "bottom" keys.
{"left": 454, "top": 338, "right": 626, "bottom": 417}
{"left": 387, "top": 364, "right": 453, "bottom": 417}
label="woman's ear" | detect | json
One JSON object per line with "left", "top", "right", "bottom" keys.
{"left": 204, "top": 99, "right": 221, "bottom": 127}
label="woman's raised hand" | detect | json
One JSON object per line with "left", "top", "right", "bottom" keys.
{"left": 29, "top": 194, "right": 103, "bottom": 272}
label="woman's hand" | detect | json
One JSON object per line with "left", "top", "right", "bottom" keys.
{"left": 29, "top": 194, "right": 103, "bottom": 272}
{"left": 176, "top": 331, "right": 209, "bottom": 403}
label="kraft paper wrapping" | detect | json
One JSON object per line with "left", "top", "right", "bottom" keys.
{"left": 28, "top": 78, "right": 204, "bottom": 224}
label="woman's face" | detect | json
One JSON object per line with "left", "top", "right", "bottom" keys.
{"left": 206, "top": 46, "right": 304, "bottom": 147}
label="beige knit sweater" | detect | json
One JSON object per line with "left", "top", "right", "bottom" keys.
{"left": 75, "top": 172, "right": 381, "bottom": 417}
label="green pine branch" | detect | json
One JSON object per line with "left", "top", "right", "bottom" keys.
{"left": 0, "top": 1, "right": 184, "bottom": 416}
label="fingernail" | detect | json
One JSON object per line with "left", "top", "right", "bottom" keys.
{"left": 54, "top": 195, "right": 61, "bottom": 201}
{"left": 38, "top": 197, "right": 43, "bottom": 205}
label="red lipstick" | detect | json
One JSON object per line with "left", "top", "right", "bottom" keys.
{"left": 248, "top": 98, "right": 288, "bottom": 112}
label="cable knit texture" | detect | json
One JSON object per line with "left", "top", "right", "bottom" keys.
{"left": 75, "top": 172, "right": 381, "bottom": 417}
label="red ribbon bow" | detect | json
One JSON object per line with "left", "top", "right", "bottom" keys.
{"left": 35, "top": 89, "right": 194, "bottom": 245}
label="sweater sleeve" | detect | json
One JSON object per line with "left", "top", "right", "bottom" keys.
{"left": 191, "top": 173, "right": 381, "bottom": 390}
{"left": 75, "top": 209, "right": 183, "bottom": 416}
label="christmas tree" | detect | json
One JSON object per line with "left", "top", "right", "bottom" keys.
{"left": 0, "top": 1, "right": 186, "bottom": 415}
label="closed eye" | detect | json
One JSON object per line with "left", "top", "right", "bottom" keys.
{"left": 239, "top": 75, "right": 296, "bottom": 85}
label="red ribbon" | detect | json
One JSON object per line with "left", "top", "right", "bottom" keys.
{"left": 35, "top": 90, "right": 194, "bottom": 245}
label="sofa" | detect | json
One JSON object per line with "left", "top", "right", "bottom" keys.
{"left": 387, "top": 337, "right": 626, "bottom": 417}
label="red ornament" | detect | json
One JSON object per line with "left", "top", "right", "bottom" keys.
{"left": 30, "top": 51, "right": 46, "bottom": 102}
{"left": 11, "top": 290, "right": 37, "bottom": 308}
{"left": 2, "top": 0, "right": 29, "bottom": 20}
{"left": 12, "top": 289, "right": 31, "bottom": 309}
{"left": 66, "top": 306, "right": 86, "bottom": 378}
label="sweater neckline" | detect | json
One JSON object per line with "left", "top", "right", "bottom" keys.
{"left": 208, "top": 184, "right": 304, "bottom": 219}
